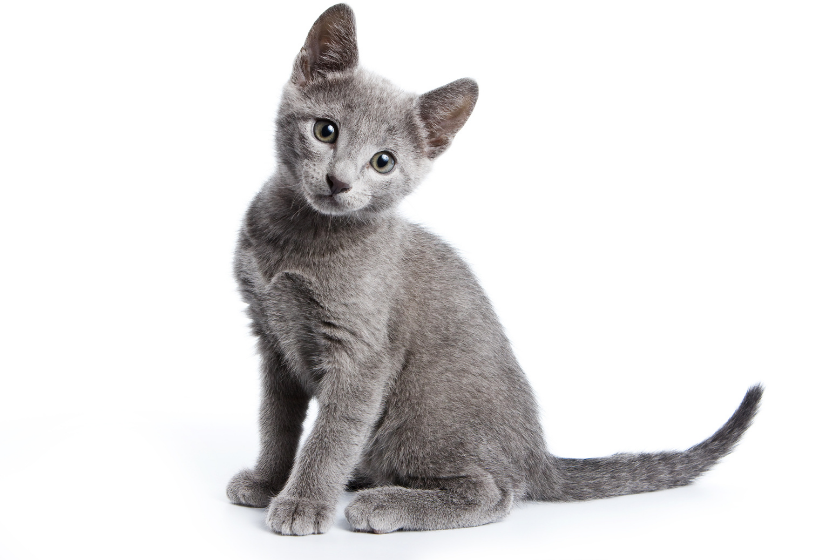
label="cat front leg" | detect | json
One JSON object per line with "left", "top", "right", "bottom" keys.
{"left": 227, "top": 337, "right": 310, "bottom": 508}
{"left": 265, "top": 363, "right": 387, "bottom": 535}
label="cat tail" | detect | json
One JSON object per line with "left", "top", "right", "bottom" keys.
{"left": 533, "top": 385, "right": 762, "bottom": 502}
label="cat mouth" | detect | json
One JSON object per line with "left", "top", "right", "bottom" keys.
{"left": 307, "top": 192, "right": 363, "bottom": 215}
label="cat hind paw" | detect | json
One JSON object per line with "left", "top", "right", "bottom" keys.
{"left": 344, "top": 489, "right": 408, "bottom": 534}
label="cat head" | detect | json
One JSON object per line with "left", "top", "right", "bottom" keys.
{"left": 275, "top": 4, "right": 478, "bottom": 218}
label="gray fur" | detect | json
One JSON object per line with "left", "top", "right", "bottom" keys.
{"left": 226, "top": 4, "right": 762, "bottom": 535}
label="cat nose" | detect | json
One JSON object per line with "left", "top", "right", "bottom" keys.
{"left": 326, "top": 174, "right": 351, "bottom": 196}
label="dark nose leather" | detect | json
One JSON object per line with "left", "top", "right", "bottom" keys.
{"left": 326, "top": 174, "right": 351, "bottom": 196}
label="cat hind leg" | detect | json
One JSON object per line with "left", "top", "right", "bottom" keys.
{"left": 344, "top": 472, "right": 513, "bottom": 533}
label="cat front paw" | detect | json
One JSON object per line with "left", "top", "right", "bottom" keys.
{"left": 266, "top": 495, "right": 334, "bottom": 535}
{"left": 226, "top": 469, "right": 280, "bottom": 508}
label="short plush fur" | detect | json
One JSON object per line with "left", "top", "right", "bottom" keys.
{"left": 226, "top": 4, "right": 762, "bottom": 535}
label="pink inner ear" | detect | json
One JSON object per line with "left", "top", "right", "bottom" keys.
{"left": 430, "top": 103, "right": 474, "bottom": 147}
{"left": 309, "top": 19, "right": 339, "bottom": 61}
{"left": 314, "top": 33, "right": 330, "bottom": 60}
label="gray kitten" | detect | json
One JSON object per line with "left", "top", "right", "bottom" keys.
{"left": 226, "top": 4, "right": 762, "bottom": 535}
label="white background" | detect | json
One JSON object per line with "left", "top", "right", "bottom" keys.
{"left": 1, "top": 1, "right": 838, "bottom": 558}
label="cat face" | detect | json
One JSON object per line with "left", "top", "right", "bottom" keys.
{"left": 274, "top": 4, "right": 478, "bottom": 218}
{"left": 278, "top": 69, "right": 431, "bottom": 217}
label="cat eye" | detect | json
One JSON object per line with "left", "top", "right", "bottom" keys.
{"left": 370, "top": 151, "right": 396, "bottom": 174}
{"left": 313, "top": 119, "right": 338, "bottom": 143}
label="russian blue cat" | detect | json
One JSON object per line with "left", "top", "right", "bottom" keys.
{"left": 226, "top": 4, "right": 762, "bottom": 535}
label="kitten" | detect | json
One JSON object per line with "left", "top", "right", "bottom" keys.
{"left": 226, "top": 4, "right": 762, "bottom": 535}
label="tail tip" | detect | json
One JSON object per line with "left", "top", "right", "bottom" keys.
{"left": 743, "top": 383, "right": 764, "bottom": 412}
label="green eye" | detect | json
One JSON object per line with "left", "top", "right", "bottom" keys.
{"left": 313, "top": 119, "right": 338, "bottom": 143}
{"left": 370, "top": 151, "right": 395, "bottom": 174}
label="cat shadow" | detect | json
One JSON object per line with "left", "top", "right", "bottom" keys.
{"left": 227, "top": 501, "right": 271, "bottom": 532}
{"left": 334, "top": 515, "right": 355, "bottom": 533}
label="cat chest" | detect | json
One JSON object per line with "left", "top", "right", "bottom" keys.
{"left": 259, "top": 269, "right": 389, "bottom": 388}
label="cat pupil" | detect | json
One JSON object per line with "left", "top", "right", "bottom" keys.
{"left": 377, "top": 154, "right": 389, "bottom": 166}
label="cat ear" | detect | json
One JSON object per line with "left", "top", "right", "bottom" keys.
{"left": 417, "top": 78, "right": 479, "bottom": 159}
{"left": 291, "top": 4, "right": 359, "bottom": 86}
